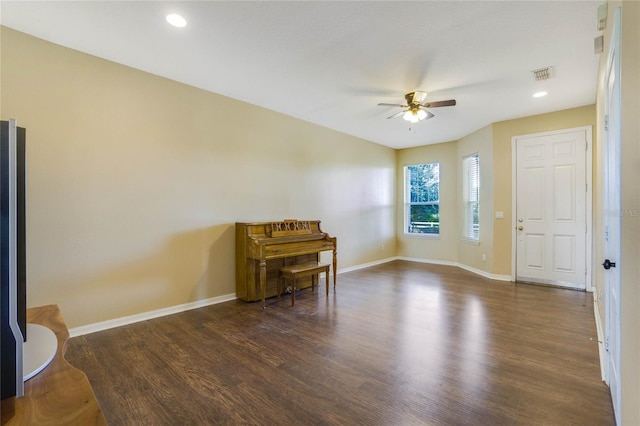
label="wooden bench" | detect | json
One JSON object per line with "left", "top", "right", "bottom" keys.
{"left": 278, "top": 262, "right": 331, "bottom": 306}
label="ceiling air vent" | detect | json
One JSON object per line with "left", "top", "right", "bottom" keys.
{"left": 532, "top": 66, "right": 553, "bottom": 81}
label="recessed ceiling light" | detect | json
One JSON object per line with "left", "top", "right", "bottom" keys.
{"left": 533, "top": 91, "right": 548, "bottom": 98}
{"left": 166, "top": 14, "right": 187, "bottom": 28}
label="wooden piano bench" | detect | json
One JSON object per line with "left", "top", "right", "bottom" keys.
{"left": 278, "top": 262, "right": 331, "bottom": 306}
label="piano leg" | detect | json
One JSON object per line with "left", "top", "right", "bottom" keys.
{"left": 325, "top": 267, "right": 329, "bottom": 296}
{"left": 260, "top": 259, "right": 267, "bottom": 309}
{"left": 332, "top": 249, "right": 337, "bottom": 291}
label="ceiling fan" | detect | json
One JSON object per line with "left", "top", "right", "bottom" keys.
{"left": 378, "top": 91, "right": 456, "bottom": 123}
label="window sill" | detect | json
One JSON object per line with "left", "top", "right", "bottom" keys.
{"left": 461, "top": 238, "right": 480, "bottom": 246}
{"left": 404, "top": 233, "right": 440, "bottom": 239}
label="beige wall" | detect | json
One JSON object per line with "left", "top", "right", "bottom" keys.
{"left": 396, "top": 124, "right": 495, "bottom": 273}
{"left": 457, "top": 125, "right": 493, "bottom": 272}
{"left": 396, "top": 141, "right": 458, "bottom": 262}
{"left": 492, "top": 105, "right": 597, "bottom": 276}
{"left": 1, "top": 27, "right": 396, "bottom": 327}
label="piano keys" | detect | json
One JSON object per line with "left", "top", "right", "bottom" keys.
{"left": 235, "top": 220, "right": 337, "bottom": 307}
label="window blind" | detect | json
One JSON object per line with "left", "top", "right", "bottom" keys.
{"left": 463, "top": 154, "right": 480, "bottom": 240}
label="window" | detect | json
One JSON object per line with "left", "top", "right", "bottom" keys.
{"left": 405, "top": 163, "right": 439, "bottom": 235}
{"left": 462, "top": 154, "right": 480, "bottom": 240}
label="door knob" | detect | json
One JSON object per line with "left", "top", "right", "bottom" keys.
{"left": 517, "top": 226, "right": 524, "bottom": 231}
{"left": 602, "top": 259, "right": 616, "bottom": 270}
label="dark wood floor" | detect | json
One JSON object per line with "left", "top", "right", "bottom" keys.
{"left": 65, "top": 260, "right": 614, "bottom": 425}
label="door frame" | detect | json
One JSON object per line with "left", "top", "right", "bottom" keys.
{"left": 510, "top": 126, "right": 593, "bottom": 291}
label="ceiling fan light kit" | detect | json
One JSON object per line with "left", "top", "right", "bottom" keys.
{"left": 378, "top": 91, "right": 456, "bottom": 124}
{"left": 403, "top": 109, "right": 427, "bottom": 123}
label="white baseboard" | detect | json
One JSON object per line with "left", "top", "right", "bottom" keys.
{"left": 397, "top": 256, "right": 513, "bottom": 282}
{"left": 593, "top": 297, "right": 607, "bottom": 381}
{"left": 336, "top": 256, "right": 400, "bottom": 274}
{"left": 68, "top": 293, "right": 237, "bottom": 338}
{"left": 396, "top": 256, "right": 458, "bottom": 268}
{"left": 69, "top": 257, "right": 511, "bottom": 337}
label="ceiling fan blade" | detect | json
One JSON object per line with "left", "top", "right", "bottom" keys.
{"left": 423, "top": 99, "right": 456, "bottom": 108}
{"left": 387, "top": 111, "right": 406, "bottom": 119}
{"left": 378, "top": 103, "right": 407, "bottom": 107}
{"left": 424, "top": 110, "right": 435, "bottom": 120}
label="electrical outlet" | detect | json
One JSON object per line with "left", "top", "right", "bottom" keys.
{"left": 482, "top": 254, "right": 486, "bottom": 262}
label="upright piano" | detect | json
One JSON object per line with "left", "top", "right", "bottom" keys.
{"left": 235, "top": 220, "right": 337, "bottom": 307}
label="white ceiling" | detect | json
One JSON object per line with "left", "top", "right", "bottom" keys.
{"left": 1, "top": 1, "right": 601, "bottom": 149}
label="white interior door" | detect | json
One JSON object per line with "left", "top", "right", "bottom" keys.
{"left": 514, "top": 128, "right": 590, "bottom": 289}
{"left": 603, "top": 7, "right": 621, "bottom": 424}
